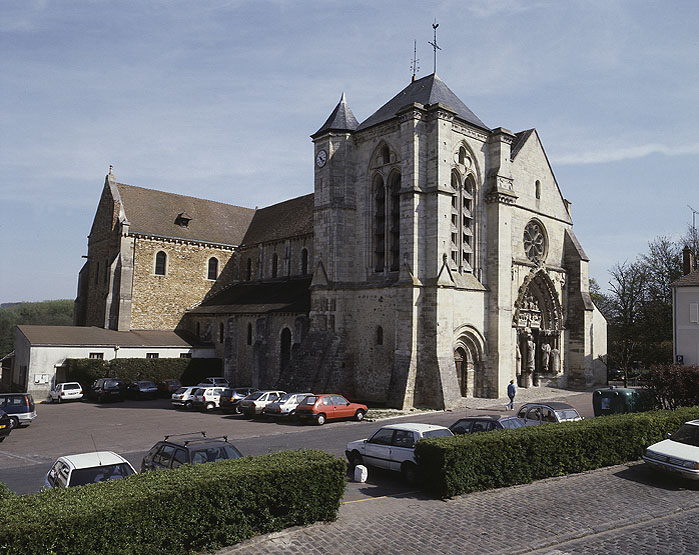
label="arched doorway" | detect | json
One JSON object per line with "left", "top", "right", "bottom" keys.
{"left": 513, "top": 269, "right": 563, "bottom": 387}
{"left": 453, "top": 328, "right": 486, "bottom": 398}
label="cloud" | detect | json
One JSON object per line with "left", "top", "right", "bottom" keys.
{"left": 552, "top": 142, "right": 699, "bottom": 165}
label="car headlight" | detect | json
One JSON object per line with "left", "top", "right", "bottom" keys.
{"left": 682, "top": 460, "right": 699, "bottom": 469}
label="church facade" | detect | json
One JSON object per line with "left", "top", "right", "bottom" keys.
{"left": 75, "top": 73, "right": 607, "bottom": 409}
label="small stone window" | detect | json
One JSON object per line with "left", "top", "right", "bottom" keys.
{"left": 219, "top": 322, "right": 224, "bottom": 343}
{"left": 155, "top": 251, "right": 167, "bottom": 275}
{"left": 207, "top": 257, "right": 218, "bottom": 280}
{"left": 535, "top": 180, "right": 541, "bottom": 199}
{"left": 246, "top": 258, "right": 252, "bottom": 281}
{"left": 376, "top": 326, "right": 384, "bottom": 346}
{"left": 381, "top": 145, "right": 390, "bottom": 165}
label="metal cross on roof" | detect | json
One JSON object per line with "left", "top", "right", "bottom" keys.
{"left": 428, "top": 20, "right": 441, "bottom": 74}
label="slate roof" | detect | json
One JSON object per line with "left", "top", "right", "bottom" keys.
{"left": 511, "top": 129, "right": 535, "bottom": 160}
{"left": 241, "top": 193, "right": 314, "bottom": 246}
{"left": 16, "top": 326, "right": 205, "bottom": 347}
{"left": 357, "top": 73, "right": 489, "bottom": 132}
{"left": 115, "top": 183, "right": 256, "bottom": 246}
{"left": 312, "top": 92, "right": 359, "bottom": 138}
{"left": 189, "top": 278, "right": 312, "bottom": 315}
{"left": 671, "top": 269, "right": 699, "bottom": 287}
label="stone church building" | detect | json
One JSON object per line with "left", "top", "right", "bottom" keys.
{"left": 75, "top": 73, "right": 607, "bottom": 409}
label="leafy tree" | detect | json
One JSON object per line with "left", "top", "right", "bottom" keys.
{"left": 0, "top": 300, "right": 74, "bottom": 358}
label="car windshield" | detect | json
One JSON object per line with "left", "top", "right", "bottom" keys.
{"left": 501, "top": 418, "right": 525, "bottom": 429}
{"left": 555, "top": 409, "right": 580, "bottom": 420}
{"left": 671, "top": 424, "right": 699, "bottom": 447}
{"left": 423, "top": 429, "right": 453, "bottom": 439}
{"left": 69, "top": 463, "right": 135, "bottom": 487}
{"left": 105, "top": 380, "right": 121, "bottom": 387}
{"left": 300, "top": 396, "right": 318, "bottom": 406}
{"left": 190, "top": 444, "right": 243, "bottom": 464}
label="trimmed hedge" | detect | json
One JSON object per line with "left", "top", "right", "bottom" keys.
{"left": 0, "top": 450, "right": 345, "bottom": 554}
{"left": 64, "top": 357, "right": 222, "bottom": 389}
{"left": 415, "top": 406, "right": 699, "bottom": 498}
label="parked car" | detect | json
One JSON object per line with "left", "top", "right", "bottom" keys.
{"left": 263, "top": 392, "right": 313, "bottom": 419}
{"left": 0, "top": 393, "right": 37, "bottom": 429}
{"left": 449, "top": 415, "right": 526, "bottom": 435}
{"left": 346, "top": 423, "right": 453, "bottom": 482}
{"left": 219, "top": 387, "right": 258, "bottom": 414}
{"left": 239, "top": 390, "right": 286, "bottom": 417}
{"left": 516, "top": 402, "right": 583, "bottom": 425}
{"left": 49, "top": 382, "right": 83, "bottom": 403}
{"left": 197, "top": 377, "right": 230, "bottom": 388}
{"left": 44, "top": 451, "right": 136, "bottom": 488}
{"left": 171, "top": 386, "right": 200, "bottom": 410}
{"left": 88, "top": 378, "right": 127, "bottom": 403}
{"left": 192, "top": 387, "right": 226, "bottom": 411}
{"left": 643, "top": 419, "right": 699, "bottom": 481}
{"left": 296, "top": 394, "right": 367, "bottom": 426}
{"left": 157, "top": 379, "right": 182, "bottom": 397}
{"left": 126, "top": 380, "right": 158, "bottom": 400}
{"left": 141, "top": 432, "right": 243, "bottom": 471}
{"left": 0, "top": 410, "right": 12, "bottom": 442}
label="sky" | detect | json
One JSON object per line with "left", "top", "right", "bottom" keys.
{"left": 1, "top": 0, "right": 698, "bottom": 304}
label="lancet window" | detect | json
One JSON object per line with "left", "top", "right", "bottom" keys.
{"left": 450, "top": 169, "right": 475, "bottom": 273}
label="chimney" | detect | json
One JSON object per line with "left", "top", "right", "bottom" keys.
{"left": 683, "top": 245, "right": 695, "bottom": 275}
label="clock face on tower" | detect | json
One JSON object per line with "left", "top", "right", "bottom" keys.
{"left": 316, "top": 149, "right": 327, "bottom": 168}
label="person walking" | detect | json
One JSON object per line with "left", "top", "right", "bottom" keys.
{"left": 506, "top": 379, "right": 516, "bottom": 410}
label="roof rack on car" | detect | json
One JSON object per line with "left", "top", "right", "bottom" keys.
{"left": 164, "top": 431, "right": 206, "bottom": 441}
{"left": 181, "top": 435, "right": 229, "bottom": 446}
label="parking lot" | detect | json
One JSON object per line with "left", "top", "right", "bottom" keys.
{"left": 0, "top": 388, "right": 595, "bottom": 494}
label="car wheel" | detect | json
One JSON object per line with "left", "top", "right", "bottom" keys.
{"left": 8, "top": 417, "right": 19, "bottom": 430}
{"left": 354, "top": 409, "right": 365, "bottom": 422}
{"left": 402, "top": 462, "right": 418, "bottom": 485}
{"left": 349, "top": 450, "right": 363, "bottom": 467}
{"left": 234, "top": 405, "right": 242, "bottom": 414}
{"left": 316, "top": 413, "right": 326, "bottom": 426}
{"left": 205, "top": 402, "right": 215, "bottom": 411}
{"left": 184, "top": 400, "right": 193, "bottom": 410}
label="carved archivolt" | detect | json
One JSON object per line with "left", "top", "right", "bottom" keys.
{"left": 513, "top": 269, "right": 563, "bottom": 332}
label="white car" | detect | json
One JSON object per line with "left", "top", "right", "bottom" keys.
{"left": 44, "top": 451, "right": 136, "bottom": 488}
{"left": 345, "top": 422, "right": 453, "bottom": 482}
{"left": 643, "top": 419, "right": 699, "bottom": 480}
{"left": 192, "top": 387, "right": 225, "bottom": 411}
{"left": 49, "top": 382, "right": 84, "bottom": 403}
{"left": 197, "top": 377, "right": 230, "bottom": 388}
{"left": 263, "top": 392, "right": 313, "bottom": 419}
{"left": 239, "top": 390, "right": 286, "bottom": 417}
{"left": 171, "top": 386, "right": 199, "bottom": 410}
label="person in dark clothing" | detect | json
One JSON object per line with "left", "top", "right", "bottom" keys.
{"left": 506, "top": 379, "right": 516, "bottom": 410}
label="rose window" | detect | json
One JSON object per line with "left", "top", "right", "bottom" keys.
{"left": 523, "top": 221, "right": 546, "bottom": 262}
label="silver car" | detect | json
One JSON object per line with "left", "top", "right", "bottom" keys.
{"left": 263, "top": 392, "right": 313, "bottom": 419}
{"left": 239, "top": 390, "right": 285, "bottom": 417}
{"left": 170, "top": 386, "right": 199, "bottom": 410}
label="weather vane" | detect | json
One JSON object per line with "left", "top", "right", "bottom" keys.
{"left": 410, "top": 39, "right": 420, "bottom": 81}
{"left": 428, "top": 19, "right": 441, "bottom": 74}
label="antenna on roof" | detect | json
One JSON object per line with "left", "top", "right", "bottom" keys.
{"left": 410, "top": 39, "right": 420, "bottom": 82}
{"left": 428, "top": 19, "right": 441, "bottom": 75}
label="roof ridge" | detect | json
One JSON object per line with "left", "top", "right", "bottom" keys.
{"left": 116, "top": 182, "right": 255, "bottom": 212}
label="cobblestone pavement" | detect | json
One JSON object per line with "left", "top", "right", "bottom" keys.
{"left": 220, "top": 462, "right": 698, "bottom": 554}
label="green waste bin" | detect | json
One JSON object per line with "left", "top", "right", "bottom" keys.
{"left": 592, "top": 386, "right": 652, "bottom": 417}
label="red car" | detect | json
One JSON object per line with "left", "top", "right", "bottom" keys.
{"left": 295, "top": 394, "right": 367, "bottom": 426}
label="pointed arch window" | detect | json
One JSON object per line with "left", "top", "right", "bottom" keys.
{"left": 389, "top": 172, "right": 401, "bottom": 271}
{"left": 272, "top": 253, "right": 279, "bottom": 278}
{"left": 301, "top": 248, "right": 309, "bottom": 276}
{"left": 207, "top": 257, "right": 219, "bottom": 280}
{"left": 449, "top": 169, "right": 475, "bottom": 273}
{"left": 373, "top": 175, "right": 386, "bottom": 272}
{"left": 155, "top": 251, "right": 167, "bottom": 275}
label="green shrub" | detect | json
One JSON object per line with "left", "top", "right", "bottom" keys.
{"left": 65, "top": 358, "right": 222, "bottom": 388}
{"left": 0, "top": 450, "right": 345, "bottom": 554}
{"left": 416, "top": 406, "right": 699, "bottom": 498}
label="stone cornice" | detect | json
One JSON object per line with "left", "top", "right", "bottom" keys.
{"left": 452, "top": 121, "right": 489, "bottom": 142}
{"left": 128, "top": 232, "right": 237, "bottom": 251}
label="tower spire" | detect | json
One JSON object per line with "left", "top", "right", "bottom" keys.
{"left": 428, "top": 19, "right": 441, "bottom": 75}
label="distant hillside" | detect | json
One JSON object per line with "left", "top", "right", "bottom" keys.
{"left": 0, "top": 300, "right": 74, "bottom": 358}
